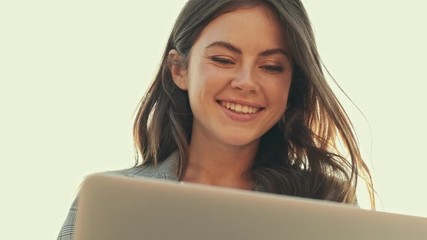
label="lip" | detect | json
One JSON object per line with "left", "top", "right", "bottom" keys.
{"left": 216, "top": 99, "right": 265, "bottom": 122}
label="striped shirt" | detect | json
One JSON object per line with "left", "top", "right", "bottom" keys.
{"left": 57, "top": 151, "right": 181, "bottom": 240}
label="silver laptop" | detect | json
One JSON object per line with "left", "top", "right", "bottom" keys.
{"left": 74, "top": 174, "right": 427, "bottom": 240}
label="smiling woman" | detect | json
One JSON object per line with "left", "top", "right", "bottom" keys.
{"left": 168, "top": 6, "right": 293, "bottom": 189}
{"left": 57, "top": 0, "right": 375, "bottom": 239}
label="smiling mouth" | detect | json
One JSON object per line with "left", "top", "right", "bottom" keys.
{"left": 218, "top": 101, "right": 262, "bottom": 114}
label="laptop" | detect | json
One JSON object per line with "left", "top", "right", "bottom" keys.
{"left": 74, "top": 174, "right": 427, "bottom": 240}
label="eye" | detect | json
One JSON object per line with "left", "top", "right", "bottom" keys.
{"left": 210, "top": 56, "right": 235, "bottom": 65}
{"left": 260, "top": 65, "right": 285, "bottom": 73}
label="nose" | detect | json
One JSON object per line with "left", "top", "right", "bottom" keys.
{"left": 230, "top": 67, "right": 259, "bottom": 93}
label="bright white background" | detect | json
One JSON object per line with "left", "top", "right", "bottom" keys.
{"left": 1, "top": 1, "right": 426, "bottom": 239}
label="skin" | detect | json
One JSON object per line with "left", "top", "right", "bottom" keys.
{"left": 169, "top": 5, "right": 293, "bottom": 189}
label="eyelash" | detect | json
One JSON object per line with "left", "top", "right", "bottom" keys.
{"left": 209, "top": 56, "right": 285, "bottom": 73}
{"left": 210, "top": 56, "right": 234, "bottom": 65}
{"left": 260, "top": 65, "right": 285, "bottom": 73}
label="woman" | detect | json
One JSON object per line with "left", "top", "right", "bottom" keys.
{"left": 58, "top": 0, "right": 374, "bottom": 239}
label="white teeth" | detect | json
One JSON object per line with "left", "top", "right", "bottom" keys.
{"left": 220, "top": 101, "right": 260, "bottom": 114}
{"left": 242, "top": 105, "right": 248, "bottom": 113}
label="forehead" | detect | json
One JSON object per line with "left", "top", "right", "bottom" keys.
{"left": 193, "top": 5, "right": 288, "bottom": 52}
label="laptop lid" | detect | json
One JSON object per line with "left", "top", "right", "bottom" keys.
{"left": 74, "top": 174, "right": 427, "bottom": 240}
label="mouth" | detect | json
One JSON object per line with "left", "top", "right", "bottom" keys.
{"left": 218, "top": 100, "right": 263, "bottom": 114}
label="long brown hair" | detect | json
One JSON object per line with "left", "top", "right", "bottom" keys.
{"left": 133, "top": 0, "right": 375, "bottom": 207}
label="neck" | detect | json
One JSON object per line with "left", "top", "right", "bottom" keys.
{"left": 182, "top": 136, "right": 259, "bottom": 190}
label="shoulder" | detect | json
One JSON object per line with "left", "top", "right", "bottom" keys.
{"left": 57, "top": 151, "right": 180, "bottom": 239}
{"left": 103, "top": 151, "right": 180, "bottom": 181}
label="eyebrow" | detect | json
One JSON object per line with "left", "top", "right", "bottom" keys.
{"left": 206, "top": 41, "right": 242, "bottom": 54}
{"left": 205, "top": 41, "right": 290, "bottom": 58}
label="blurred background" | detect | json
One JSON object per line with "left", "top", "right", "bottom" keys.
{"left": 1, "top": 0, "right": 426, "bottom": 239}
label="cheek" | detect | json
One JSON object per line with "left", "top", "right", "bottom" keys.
{"left": 185, "top": 66, "right": 220, "bottom": 111}
{"left": 187, "top": 63, "right": 229, "bottom": 93}
{"left": 267, "top": 78, "right": 292, "bottom": 106}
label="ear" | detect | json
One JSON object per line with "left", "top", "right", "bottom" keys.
{"left": 168, "top": 49, "right": 188, "bottom": 90}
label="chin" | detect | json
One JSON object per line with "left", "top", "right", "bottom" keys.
{"left": 221, "top": 134, "right": 260, "bottom": 148}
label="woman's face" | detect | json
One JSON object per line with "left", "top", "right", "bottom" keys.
{"left": 172, "top": 5, "right": 292, "bottom": 149}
